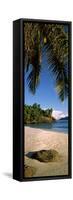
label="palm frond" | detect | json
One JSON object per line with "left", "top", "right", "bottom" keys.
{"left": 26, "top": 45, "right": 42, "bottom": 94}
{"left": 24, "top": 23, "right": 68, "bottom": 101}
{"left": 45, "top": 44, "right": 68, "bottom": 101}
{"left": 27, "top": 64, "right": 41, "bottom": 94}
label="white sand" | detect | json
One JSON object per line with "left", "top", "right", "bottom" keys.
{"left": 24, "top": 127, "right": 68, "bottom": 177}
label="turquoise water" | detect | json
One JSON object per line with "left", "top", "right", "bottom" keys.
{"left": 25, "top": 119, "right": 68, "bottom": 134}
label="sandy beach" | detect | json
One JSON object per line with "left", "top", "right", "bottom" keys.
{"left": 24, "top": 126, "right": 68, "bottom": 177}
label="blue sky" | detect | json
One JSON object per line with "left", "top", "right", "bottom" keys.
{"left": 24, "top": 55, "right": 68, "bottom": 115}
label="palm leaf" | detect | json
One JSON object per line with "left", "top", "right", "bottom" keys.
{"left": 45, "top": 43, "right": 68, "bottom": 101}
{"left": 26, "top": 44, "right": 41, "bottom": 94}
{"left": 27, "top": 63, "right": 41, "bottom": 94}
{"left": 24, "top": 23, "right": 68, "bottom": 101}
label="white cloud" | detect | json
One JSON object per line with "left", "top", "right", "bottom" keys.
{"left": 52, "top": 110, "right": 68, "bottom": 120}
{"left": 41, "top": 107, "right": 68, "bottom": 120}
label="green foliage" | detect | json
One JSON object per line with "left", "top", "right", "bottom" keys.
{"left": 24, "top": 104, "right": 53, "bottom": 124}
{"left": 24, "top": 23, "right": 68, "bottom": 101}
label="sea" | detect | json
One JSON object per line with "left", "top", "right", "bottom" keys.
{"left": 26, "top": 119, "right": 68, "bottom": 134}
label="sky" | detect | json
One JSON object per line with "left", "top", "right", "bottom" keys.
{"left": 24, "top": 54, "right": 68, "bottom": 116}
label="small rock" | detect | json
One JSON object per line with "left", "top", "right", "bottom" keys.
{"left": 24, "top": 165, "right": 36, "bottom": 177}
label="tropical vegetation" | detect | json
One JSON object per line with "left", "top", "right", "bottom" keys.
{"left": 24, "top": 22, "right": 68, "bottom": 101}
{"left": 24, "top": 103, "right": 54, "bottom": 124}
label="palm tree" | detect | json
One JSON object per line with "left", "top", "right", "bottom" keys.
{"left": 24, "top": 22, "right": 68, "bottom": 101}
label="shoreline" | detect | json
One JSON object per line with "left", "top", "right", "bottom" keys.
{"left": 25, "top": 125, "right": 68, "bottom": 134}
{"left": 24, "top": 124, "right": 68, "bottom": 134}
{"left": 24, "top": 127, "right": 68, "bottom": 177}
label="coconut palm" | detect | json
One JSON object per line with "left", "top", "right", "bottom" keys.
{"left": 24, "top": 22, "right": 68, "bottom": 101}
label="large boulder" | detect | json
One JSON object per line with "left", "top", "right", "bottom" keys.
{"left": 27, "top": 149, "right": 61, "bottom": 162}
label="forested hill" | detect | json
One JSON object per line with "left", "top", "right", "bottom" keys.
{"left": 24, "top": 103, "right": 55, "bottom": 124}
